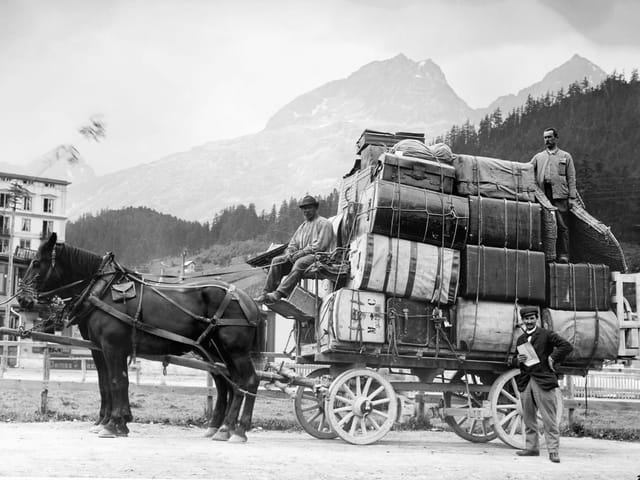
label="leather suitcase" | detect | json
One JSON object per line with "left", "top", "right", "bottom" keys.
{"left": 374, "top": 153, "right": 455, "bottom": 193}
{"left": 387, "top": 298, "right": 451, "bottom": 347}
{"left": 339, "top": 166, "right": 374, "bottom": 211}
{"left": 455, "top": 298, "right": 530, "bottom": 353}
{"left": 348, "top": 233, "right": 460, "bottom": 304}
{"left": 468, "top": 196, "right": 542, "bottom": 251}
{"left": 354, "top": 180, "right": 469, "bottom": 249}
{"left": 542, "top": 308, "right": 619, "bottom": 361}
{"left": 453, "top": 154, "right": 537, "bottom": 202}
{"left": 461, "top": 245, "right": 546, "bottom": 303}
{"left": 357, "top": 129, "right": 425, "bottom": 153}
{"left": 546, "top": 263, "right": 610, "bottom": 311}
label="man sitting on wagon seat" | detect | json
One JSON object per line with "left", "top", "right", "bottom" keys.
{"left": 255, "top": 195, "right": 334, "bottom": 304}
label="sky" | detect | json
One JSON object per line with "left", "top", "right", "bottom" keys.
{"left": 0, "top": 0, "right": 638, "bottom": 175}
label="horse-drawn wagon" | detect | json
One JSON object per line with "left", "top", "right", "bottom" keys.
{"left": 3, "top": 129, "right": 636, "bottom": 449}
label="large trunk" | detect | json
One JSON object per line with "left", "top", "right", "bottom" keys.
{"left": 352, "top": 180, "right": 469, "bottom": 249}
{"left": 356, "top": 129, "right": 425, "bottom": 153}
{"left": 468, "top": 196, "right": 542, "bottom": 251}
{"left": 455, "top": 298, "right": 527, "bottom": 353}
{"left": 460, "top": 245, "right": 546, "bottom": 303}
{"left": 386, "top": 298, "right": 452, "bottom": 347}
{"left": 318, "top": 288, "right": 386, "bottom": 344}
{"left": 453, "top": 154, "right": 537, "bottom": 202}
{"left": 348, "top": 233, "right": 460, "bottom": 304}
{"left": 374, "top": 153, "right": 456, "bottom": 193}
{"left": 546, "top": 263, "right": 610, "bottom": 311}
{"left": 542, "top": 308, "right": 619, "bottom": 361}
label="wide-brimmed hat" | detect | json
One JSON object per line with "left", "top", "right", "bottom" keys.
{"left": 299, "top": 195, "right": 319, "bottom": 208}
{"left": 520, "top": 306, "right": 539, "bottom": 318}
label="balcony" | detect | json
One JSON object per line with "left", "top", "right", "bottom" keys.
{"left": 14, "top": 246, "right": 37, "bottom": 261}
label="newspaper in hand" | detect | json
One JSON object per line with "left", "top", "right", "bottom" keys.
{"left": 517, "top": 341, "right": 540, "bottom": 367}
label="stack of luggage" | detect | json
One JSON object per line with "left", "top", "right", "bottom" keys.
{"left": 318, "top": 129, "right": 621, "bottom": 363}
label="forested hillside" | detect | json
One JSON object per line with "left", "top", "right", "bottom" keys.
{"left": 436, "top": 72, "right": 640, "bottom": 241}
{"left": 66, "top": 191, "right": 339, "bottom": 265}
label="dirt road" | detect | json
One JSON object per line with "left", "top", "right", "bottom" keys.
{"left": 0, "top": 422, "right": 638, "bottom": 480}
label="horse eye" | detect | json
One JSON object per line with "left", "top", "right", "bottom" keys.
{"left": 32, "top": 260, "right": 40, "bottom": 268}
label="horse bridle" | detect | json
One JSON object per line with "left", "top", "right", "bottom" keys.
{"left": 23, "top": 245, "right": 83, "bottom": 301}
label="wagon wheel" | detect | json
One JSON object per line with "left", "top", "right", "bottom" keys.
{"left": 442, "top": 371, "right": 498, "bottom": 443}
{"left": 293, "top": 368, "right": 336, "bottom": 440}
{"left": 325, "top": 368, "right": 398, "bottom": 445}
{"left": 489, "top": 369, "right": 563, "bottom": 449}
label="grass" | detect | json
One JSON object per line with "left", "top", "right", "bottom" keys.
{"left": 1, "top": 386, "right": 637, "bottom": 442}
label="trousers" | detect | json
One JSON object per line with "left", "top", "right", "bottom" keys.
{"left": 522, "top": 378, "right": 560, "bottom": 453}
{"left": 263, "top": 254, "right": 316, "bottom": 297}
{"left": 545, "top": 185, "right": 570, "bottom": 260}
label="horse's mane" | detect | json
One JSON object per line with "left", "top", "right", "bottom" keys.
{"left": 57, "top": 243, "right": 104, "bottom": 278}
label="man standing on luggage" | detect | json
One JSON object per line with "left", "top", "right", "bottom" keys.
{"left": 530, "top": 127, "right": 578, "bottom": 263}
{"left": 254, "top": 195, "right": 334, "bottom": 304}
{"left": 515, "top": 306, "right": 573, "bottom": 463}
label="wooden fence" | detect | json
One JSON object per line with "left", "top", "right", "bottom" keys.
{"left": 1, "top": 340, "right": 639, "bottom": 418}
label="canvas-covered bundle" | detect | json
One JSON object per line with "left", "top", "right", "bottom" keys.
{"left": 455, "top": 298, "right": 529, "bottom": 353}
{"left": 348, "top": 233, "right": 460, "bottom": 304}
{"left": 390, "top": 139, "right": 454, "bottom": 164}
{"left": 453, "top": 154, "right": 537, "bottom": 202}
{"left": 542, "top": 308, "right": 619, "bottom": 361}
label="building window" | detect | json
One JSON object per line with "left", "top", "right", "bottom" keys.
{"left": 42, "top": 220, "right": 54, "bottom": 238}
{"left": 0, "top": 238, "right": 8, "bottom": 254}
{"left": 0, "top": 216, "right": 9, "bottom": 235}
{"left": 21, "top": 218, "right": 31, "bottom": 232}
{"left": 0, "top": 193, "right": 8, "bottom": 208}
{"left": 19, "top": 239, "right": 31, "bottom": 250}
{"left": 23, "top": 196, "right": 32, "bottom": 211}
{"left": 43, "top": 198, "right": 55, "bottom": 213}
{"left": 0, "top": 263, "right": 7, "bottom": 295}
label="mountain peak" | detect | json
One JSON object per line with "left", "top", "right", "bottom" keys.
{"left": 265, "top": 54, "right": 472, "bottom": 131}
{"left": 482, "top": 54, "right": 606, "bottom": 115}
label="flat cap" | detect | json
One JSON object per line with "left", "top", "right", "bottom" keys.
{"left": 299, "top": 195, "right": 319, "bottom": 208}
{"left": 520, "top": 306, "right": 539, "bottom": 318}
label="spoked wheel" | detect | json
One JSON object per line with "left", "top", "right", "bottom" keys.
{"left": 325, "top": 368, "right": 398, "bottom": 445}
{"left": 489, "top": 369, "right": 563, "bottom": 449}
{"left": 442, "top": 371, "right": 498, "bottom": 443}
{"left": 293, "top": 368, "right": 336, "bottom": 439}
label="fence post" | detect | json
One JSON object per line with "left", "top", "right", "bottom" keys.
{"left": 81, "top": 358, "right": 87, "bottom": 383}
{"left": 205, "top": 374, "right": 213, "bottom": 418}
{"left": 41, "top": 344, "right": 50, "bottom": 414}
{"left": 0, "top": 344, "right": 6, "bottom": 379}
{"left": 566, "top": 375, "right": 575, "bottom": 428}
{"left": 413, "top": 393, "right": 425, "bottom": 420}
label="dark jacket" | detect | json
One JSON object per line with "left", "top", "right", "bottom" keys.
{"left": 514, "top": 326, "right": 573, "bottom": 392}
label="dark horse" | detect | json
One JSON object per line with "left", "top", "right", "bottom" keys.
{"left": 18, "top": 233, "right": 263, "bottom": 442}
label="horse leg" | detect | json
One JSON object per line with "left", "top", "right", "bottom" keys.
{"left": 228, "top": 356, "right": 260, "bottom": 444}
{"left": 89, "top": 349, "right": 112, "bottom": 433}
{"left": 98, "top": 346, "right": 130, "bottom": 438}
{"left": 204, "top": 374, "right": 228, "bottom": 438}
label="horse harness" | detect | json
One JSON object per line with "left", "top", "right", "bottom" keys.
{"left": 64, "top": 254, "right": 257, "bottom": 369}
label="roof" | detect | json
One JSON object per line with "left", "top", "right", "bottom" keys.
{"left": 0, "top": 171, "right": 71, "bottom": 186}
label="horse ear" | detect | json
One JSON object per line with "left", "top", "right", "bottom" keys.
{"left": 46, "top": 232, "right": 57, "bottom": 251}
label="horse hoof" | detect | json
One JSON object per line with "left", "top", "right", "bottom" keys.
{"left": 211, "top": 429, "right": 231, "bottom": 442}
{"left": 204, "top": 427, "right": 219, "bottom": 438}
{"left": 89, "top": 425, "right": 102, "bottom": 434}
{"left": 97, "top": 427, "right": 117, "bottom": 438}
{"left": 228, "top": 434, "right": 247, "bottom": 444}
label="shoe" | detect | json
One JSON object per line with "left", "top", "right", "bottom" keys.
{"left": 557, "top": 255, "right": 569, "bottom": 264}
{"left": 264, "top": 291, "right": 283, "bottom": 304}
{"left": 516, "top": 450, "right": 540, "bottom": 457}
{"left": 253, "top": 294, "right": 268, "bottom": 303}
{"left": 549, "top": 452, "right": 560, "bottom": 463}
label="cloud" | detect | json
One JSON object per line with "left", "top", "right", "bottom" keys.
{"left": 540, "top": 0, "right": 640, "bottom": 45}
